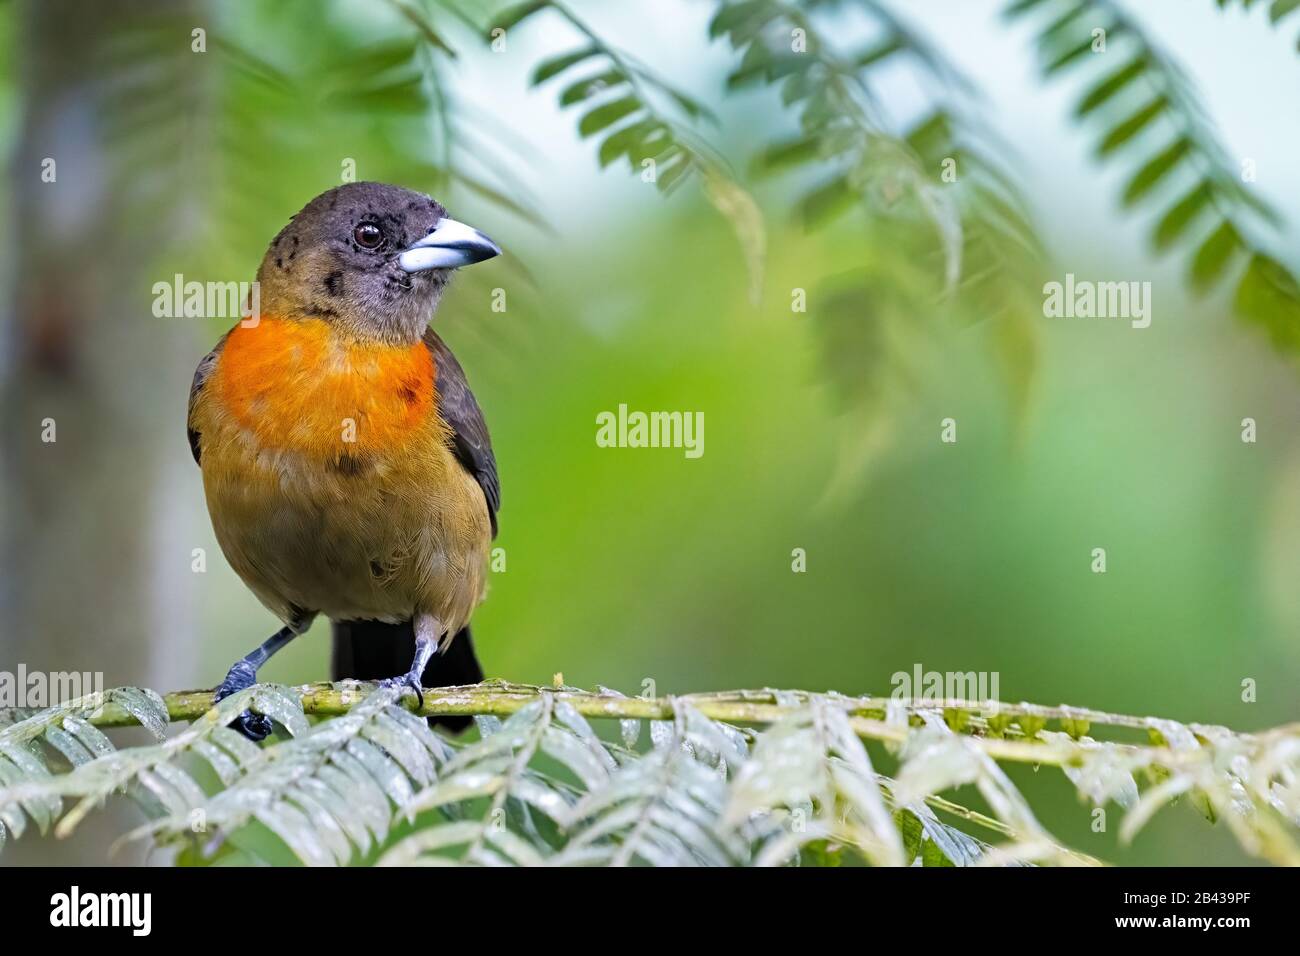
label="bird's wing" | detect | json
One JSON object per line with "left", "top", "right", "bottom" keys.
{"left": 424, "top": 327, "right": 501, "bottom": 537}
{"left": 187, "top": 332, "right": 228, "bottom": 466}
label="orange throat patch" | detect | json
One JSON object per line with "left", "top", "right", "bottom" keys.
{"left": 214, "top": 317, "right": 435, "bottom": 460}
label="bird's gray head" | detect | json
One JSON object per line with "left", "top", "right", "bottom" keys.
{"left": 255, "top": 182, "right": 501, "bottom": 345}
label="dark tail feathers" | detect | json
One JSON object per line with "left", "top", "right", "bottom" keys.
{"left": 331, "top": 620, "right": 483, "bottom": 732}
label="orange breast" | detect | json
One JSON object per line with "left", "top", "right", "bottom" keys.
{"left": 214, "top": 317, "right": 435, "bottom": 459}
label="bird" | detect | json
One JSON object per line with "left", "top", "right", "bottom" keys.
{"left": 186, "top": 181, "right": 502, "bottom": 739}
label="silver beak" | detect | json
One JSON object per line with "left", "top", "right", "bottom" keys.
{"left": 398, "top": 217, "right": 502, "bottom": 272}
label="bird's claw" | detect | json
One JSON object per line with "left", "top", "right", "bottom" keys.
{"left": 380, "top": 671, "right": 426, "bottom": 709}
{"left": 229, "top": 710, "right": 273, "bottom": 742}
{"left": 214, "top": 661, "right": 272, "bottom": 742}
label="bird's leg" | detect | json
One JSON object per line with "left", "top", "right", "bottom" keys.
{"left": 378, "top": 613, "right": 442, "bottom": 710}
{"left": 214, "top": 612, "right": 315, "bottom": 741}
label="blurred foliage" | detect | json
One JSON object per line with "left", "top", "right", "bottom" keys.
{"left": 1007, "top": 0, "right": 1300, "bottom": 351}
{"left": 711, "top": 0, "right": 1046, "bottom": 485}
{"left": 1216, "top": 0, "right": 1300, "bottom": 50}
{"left": 492, "top": 1, "right": 768, "bottom": 296}
{"left": 66, "top": 0, "right": 1300, "bottom": 462}
{"left": 496, "top": 0, "right": 722, "bottom": 192}
{"left": 91, "top": 0, "right": 538, "bottom": 329}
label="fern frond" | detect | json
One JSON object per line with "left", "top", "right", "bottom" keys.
{"left": 380, "top": 696, "right": 569, "bottom": 865}
{"left": 146, "top": 685, "right": 447, "bottom": 866}
{"left": 492, "top": 0, "right": 766, "bottom": 297}
{"left": 556, "top": 702, "right": 757, "bottom": 866}
{"left": 0, "top": 689, "right": 167, "bottom": 845}
{"left": 1006, "top": 0, "right": 1300, "bottom": 352}
{"left": 724, "top": 697, "right": 906, "bottom": 866}
{"left": 3, "top": 682, "right": 1297, "bottom": 866}
{"left": 497, "top": 1, "right": 719, "bottom": 190}
{"left": 891, "top": 712, "right": 1083, "bottom": 866}
{"left": 0, "top": 685, "right": 300, "bottom": 844}
{"left": 711, "top": 0, "right": 1046, "bottom": 482}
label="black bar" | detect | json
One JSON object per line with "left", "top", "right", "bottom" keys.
{"left": 3, "top": 865, "right": 1283, "bottom": 939}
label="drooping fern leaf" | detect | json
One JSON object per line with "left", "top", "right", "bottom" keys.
{"left": 495, "top": 0, "right": 721, "bottom": 193}
{"left": 710, "top": 0, "right": 1046, "bottom": 484}
{"left": 1006, "top": 0, "right": 1300, "bottom": 352}
{"left": 491, "top": 0, "right": 767, "bottom": 297}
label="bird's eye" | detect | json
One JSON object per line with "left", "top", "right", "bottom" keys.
{"left": 354, "top": 222, "right": 383, "bottom": 249}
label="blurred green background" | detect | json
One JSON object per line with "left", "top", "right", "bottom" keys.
{"left": 0, "top": 0, "right": 1297, "bottom": 865}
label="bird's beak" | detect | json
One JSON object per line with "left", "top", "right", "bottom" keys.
{"left": 398, "top": 218, "right": 502, "bottom": 272}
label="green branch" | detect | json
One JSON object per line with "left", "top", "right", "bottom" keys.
{"left": 80, "top": 679, "right": 1293, "bottom": 776}
{"left": 3, "top": 679, "right": 1298, "bottom": 866}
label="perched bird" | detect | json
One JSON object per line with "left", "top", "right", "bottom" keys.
{"left": 187, "top": 182, "right": 502, "bottom": 738}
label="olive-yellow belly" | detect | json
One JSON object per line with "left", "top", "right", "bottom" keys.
{"left": 192, "top": 318, "right": 491, "bottom": 634}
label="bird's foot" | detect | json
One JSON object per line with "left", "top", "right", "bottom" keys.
{"left": 379, "top": 670, "right": 426, "bottom": 710}
{"left": 214, "top": 660, "right": 272, "bottom": 742}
